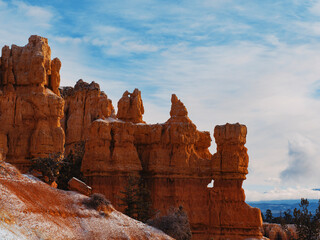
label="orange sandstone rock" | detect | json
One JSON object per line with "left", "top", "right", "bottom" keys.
{"left": 167, "top": 94, "right": 191, "bottom": 123}
{"left": 60, "top": 79, "right": 115, "bottom": 154}
{"left": 81, "top": 118, "right": 142, "bottom": 208}
{"left": 82, "top": 94, "right": 213, "bottom": 236}
{"left": 0, "top": 36, "right": 264, "bottom": 240}
{"left": 209, "top": 123, "right": 263, "bottom": 240}
{"left": 117, "top": 88, "right": 145, "bottom": 123}
{"left": 68, "top": 177, "right": 92, "bottom": 196}
{"left": 0, "top": 35, "right": 64, "bottom": 171}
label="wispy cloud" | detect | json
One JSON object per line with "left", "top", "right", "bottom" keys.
{"left": 12, "top": 0, "right": 53, "bottom": 27}
{"left": 2, "top": 0, "right": 320, "bottom": 200}
{"left": 0, "top": 1, "right": 55, "bottom": 46}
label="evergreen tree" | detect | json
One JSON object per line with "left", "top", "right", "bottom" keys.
{"left": 119, "top": 175, "right": 139, "bottom": 219}
{"left": 119, "top": 175, "right": 157, "bottom": 222}
{"left": 136, "top": 177, "right": 157, "bottom": 222}
{"left": 265, "top": 209, "right": 273, "bottom": 223}
{"left": 293, "top": 198, "right": 320, "bottom": 240}
{"left": 283, "top": 209, "right": 293, "bottom": 224}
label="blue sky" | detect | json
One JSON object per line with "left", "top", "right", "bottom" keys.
{"left": 2, "top": 0, "right": 320, "bottom": 200}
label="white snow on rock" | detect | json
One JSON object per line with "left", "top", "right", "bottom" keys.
{"left": 0, "top": 162, "right": 173, "bottom": 240}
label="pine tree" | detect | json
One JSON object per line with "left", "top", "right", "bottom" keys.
{"left": 293, "top": 198, "right": 320, "bottom": 240}
{"left": 119, "top": 175, "right": 157, "bottom": 222}
{"left": 265, "top": 209, "right": 273, "bottom": 223}
{"left": 136, "top": 178, "right": 157, "bottom": 222}
{"left": 119, "top": 175, "right": 139, "bottom": 219}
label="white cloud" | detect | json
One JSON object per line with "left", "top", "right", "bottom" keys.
{"left": 0, "top": 1, "right": 55, "bottom": 47}
{"left": 12, "top": 0, "right": 54, "bottom": 28}
{"left": 309, "top": 0, "right": 320, "bottom": 15}
{"left": 246, "top": 188, "right": 320, "bottom": 201}
{"left": 280, "top": 135, "right": 320, "bottom": 185}
{"left": 294, "top": 21, "right": 320, "bottom": 36}
{"left": 0, "top": 0, "right": 7, "bottom": 7}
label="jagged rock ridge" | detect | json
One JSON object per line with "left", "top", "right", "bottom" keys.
{"left": 60, "top": 79, "right": 115, "bottom": 154}
{"left": 0, "top": 36, "right": 264, "bottom": 240}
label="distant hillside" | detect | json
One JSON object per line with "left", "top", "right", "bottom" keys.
{"left": 248, "top": 199, "right": 320, "bottom": 217}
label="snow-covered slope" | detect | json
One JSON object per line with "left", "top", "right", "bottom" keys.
{"left": 0, "top": 162, "right": 173, "bottom": 240}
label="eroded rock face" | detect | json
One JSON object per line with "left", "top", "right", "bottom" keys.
{"left": 82, "top": 94, "right": 213, "bottom": 235}
{"left": 81, "top": 118, "right": 142, "bottom": 208}
{"left": 60, "top": 80, "right": 115, "bottom": 154}
{"left": 117, "top": 88, "right": 145, "bottom": 123}
{"left": 0, "top": 36, "right": 263, "bottom": 240}
{"left": 0, "top": 35, "right": 64, "bottom": 170}
{"left": 209, "top": 123, "right": 263, "bottom": 239}
{"left": 167, "top": 94, "right": 190, "bottom": 123}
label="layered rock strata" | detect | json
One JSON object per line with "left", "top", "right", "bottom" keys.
{"left": 209, "top": 123, "right": 263, "bottom": 239}
{"left": 82, "top": 93, "right": 213, "bottom": 236}
{"left": 0, "top": 36, "right": 264, "bottom": 240}
{"left": 81, "top": 118, "right": 143, "bottom": 208}
{"left": 60, "top": 79, "right": 115, "bottom": 154}
{"left": 0, "top": 35, "right": 64, "bottom": 170}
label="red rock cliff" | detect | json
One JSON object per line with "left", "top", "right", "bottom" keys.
{"left": 0, "top": 35, "right": 64, "bottom": 170}
{"left": 82, "top": 93, "right": 213, "bottom": 237}
{"left": 0, "top": 36, "right": 264, "bottom": 240}
{"left": 60, "top": 80, "right": 115, "bottom": 154}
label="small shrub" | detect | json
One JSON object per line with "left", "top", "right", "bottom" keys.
{"left": 147, "top": 206, "right": 192, "bottom": 240}
{"left": 83, "top": 193, "right": 111, "bottom": 211}
{"left": 29, "top": 153, "right": 62, "bottom": 184}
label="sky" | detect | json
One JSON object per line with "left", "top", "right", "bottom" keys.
{"left": 1, "top": 0, "right": 320, "bottom": 201}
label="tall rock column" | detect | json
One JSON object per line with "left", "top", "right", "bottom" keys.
{"left": 117, "top": 88, "right": 145, "bottom": 123}
{"left": 0, "top": 35, "right": 65, "bottom": 171}
{"left": 134, "top": 94, "right": 213, "bottom": 238}
{"left": 209, "top": 123, "right": 263, "bottom": 239}
{"left": 60, "top": 79, "right": 115, "bottom": 154}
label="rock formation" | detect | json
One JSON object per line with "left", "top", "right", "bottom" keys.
{"left": 60, "top": 79, "right": 115, "bottom": 154}
{"left": 82, "top": 94, "right": 213, "bottom": 237}
{"left": 0, "top": 36, "right": 264, "bottom": 240}
{"left": 134, "top": 95, "right": 212, "bottom": 236}
{"left": 0, "top": 35, "right": 64, "bottom": 170}
{"left": 209, "top": 123, "right": 263, "bottom": 239}
{"left": 166, "top": 93, "right": 190, "bottom": 123}
{"left": 117, "top": 88, "right": 145, "bottom": 123}
{"left": 81, "top": 118, "right": 143, "bottom": 208}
